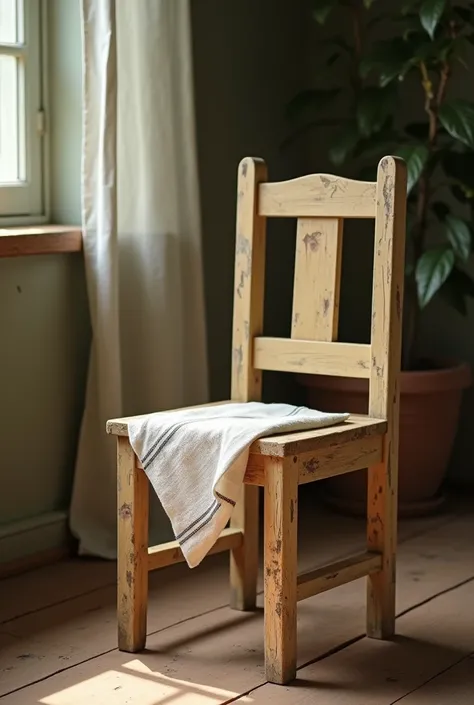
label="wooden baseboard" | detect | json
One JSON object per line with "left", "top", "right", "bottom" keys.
{"left": 0, "top": 510, "right": 73, "bottom": 578}
{"left": 0, "top": 546, "right": 72, "bottom": 579}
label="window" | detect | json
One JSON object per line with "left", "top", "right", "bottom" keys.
{"left": 0, "top": 0, "right": 45, "bottom": 223}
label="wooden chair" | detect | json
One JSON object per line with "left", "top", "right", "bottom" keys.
{"left": 107, "top": 155, "right": 407, "bottom": 685}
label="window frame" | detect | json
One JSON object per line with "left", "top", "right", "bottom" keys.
{"left": 0, "top": 0, "right": 49, "bottom": 226}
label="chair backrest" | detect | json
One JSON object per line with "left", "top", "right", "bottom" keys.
{"left": 230, "top": 156, "right": 407, "bottom": 423}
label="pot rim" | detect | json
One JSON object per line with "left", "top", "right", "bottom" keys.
{"left": 297, "top": 360, "right": 472, "bottom": 395}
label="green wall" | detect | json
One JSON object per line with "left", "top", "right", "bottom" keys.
{"left": 0, "top": 0, "right": 89, "bottom": 565}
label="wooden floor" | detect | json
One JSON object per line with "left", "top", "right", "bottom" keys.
{"left": 1, "top": 491, "right": 473, "bottom": 704}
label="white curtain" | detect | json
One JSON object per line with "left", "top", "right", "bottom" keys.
{"left": 70, "top": 0, "right": 208, "bottom": 558}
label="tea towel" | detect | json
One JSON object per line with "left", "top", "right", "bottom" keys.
{"left": 129, "top": 402, "right": 348, "bottom": 567}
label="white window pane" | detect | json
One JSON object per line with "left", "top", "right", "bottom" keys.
{"left": 0, "top": 54, "right": 19, "bottom": 182}
{"left": 0, "top": 0, "right": 18, "bottom": 44}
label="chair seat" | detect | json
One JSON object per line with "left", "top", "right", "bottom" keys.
{"left": 107, "top": 402, "right": 386, "bottom": 458}
{"left": 250, "top": 413, "right": 386, "bottom": 457}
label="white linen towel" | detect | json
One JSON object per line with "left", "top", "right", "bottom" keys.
{"left": 129, "top": 402, "right": 349, "bottom": 568}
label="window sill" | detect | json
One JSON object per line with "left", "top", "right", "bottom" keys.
{"left": 0, "top": 225, "right": 82, "bottom": 258}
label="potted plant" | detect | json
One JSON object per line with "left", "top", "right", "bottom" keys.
{"left": 288, "top": 0, "right": 473, "bottom": 515}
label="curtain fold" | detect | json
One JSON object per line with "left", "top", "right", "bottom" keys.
{"left": 70, "top": 0, "right": 208, "bottom": 558}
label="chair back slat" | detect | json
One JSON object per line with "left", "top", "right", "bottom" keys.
{"left": 291, "top": 217, "right": 343, "bottom": 342}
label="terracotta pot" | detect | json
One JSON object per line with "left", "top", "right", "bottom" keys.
{"left": 298, "top": 362, "right": 471, "bottom": 517}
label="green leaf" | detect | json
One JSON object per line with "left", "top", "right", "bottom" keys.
{"left": 359, "top": 38, "right": 415, "bottom": 85}
{"left": 416, "top": 247, "right": 455, "bottom": 307}
{"left": 356, "top": 85, "right": 397, "bottom": 138}
{"left": 363, "top": 0, "right": 377, "bottom": 6}
{"left": 286, "top": 89, "right": 340, "bottom": 122}
{"left": 313, "top": 0, "right": 338, "bottom": 24}
{"left": 438, "top": 100, "right": 474, "bottom": 149}
{"left": 395, "top": 144, "right": 429, "bottom": 193}
{"left": 432, "top": 201, "right": 450, "bottom": 220}
{"left": 329, "top": 124, "right": 360, "bottom": 166}
{"left": 420, "top": 0, "right": 446, "bottom": 38}
{"left": 445, "top": 214, "right": 472, "bottom": 260}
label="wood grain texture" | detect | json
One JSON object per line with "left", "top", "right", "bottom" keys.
{"left": 0, "top": 503, "right": 472, "bottom": 701}
{"left": 259, "top": 173, "right": 376, "bottom": 218}
{"left": 254, "top": 337, "right": 371, "bottom": 378}
{"left": 367, "top": 156, "right": 407, "bottom": 639}
{"left": 297, "top": 435, "right": 383, "bottom": 485}
{"left": 117, "top": 436, "right": 149, "bottom": 653}
{"left": 264, "top": 456, "right": 298, "bottom": 684}
{"left": 107, "top": 400, "right": 231, "bottom": 436}
{"left": 229, "top": 484, "right": 260, "bottom": 610}
{"left": 148, "top": 528, "right": 243, "bottom": 571}
{"left": 297, "top": 551, "right": 382, "bottom": 601}
{"left": 0, "top": 225, "right": 82, "bottom": 257}
{"left": 229, "top": 157, "right": 267, "bottom": 612}
{"left": 291, "top": 217, "right": 343, "bottom": 341}
{"left": 243, "top": 434, "right": 383, "bottom": 486}
{"left": 231, "top": 157, "right": 268, "bottom": 403}
{"left": 251, "top": 414, "right": 386, "bottom": 457}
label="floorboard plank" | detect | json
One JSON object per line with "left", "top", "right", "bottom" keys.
{"left": 0, "top": 510, "right": 472, "bottom": 703}
{"left": 234, "top": 581, "right": 474, "bottom": 704}
{"left": 396, "top": 656, "right": 474, "bottom": 704}
{"left": 0, "top": 494, "right": 465, "bottom": 627}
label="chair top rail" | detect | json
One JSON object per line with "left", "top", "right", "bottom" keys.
{"left": 258, "top": 172, "right": 377, "bottom": 219}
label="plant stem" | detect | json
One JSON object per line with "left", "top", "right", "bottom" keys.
{"left": 407, "top": 57, "right": 451, "bottom": 369}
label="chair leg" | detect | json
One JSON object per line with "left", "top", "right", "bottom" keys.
{"left": 263, "top": 457, "right": 298, "bottom": 685}
{"left": 230, "top": 484, "right": 259, "bottom": 610}
{"left": 117, "top": 436, "right": 149, "bottom": 652}
{"left": 367, "top": 456, "right": 397, "bottom": 639}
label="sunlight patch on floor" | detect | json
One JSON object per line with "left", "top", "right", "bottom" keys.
{"left": 39, "top": 658, "right": 250, "bottom": 705}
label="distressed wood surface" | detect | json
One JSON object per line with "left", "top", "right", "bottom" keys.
{"left": 104, "top": 156, "right": 407, "bottom": 686}
{"left": 297, "top": 551, "right": 382, "bottom": 601}
{"left": 296, "top": 434, "right": 383, "bottom": 485}
{"left": 259, "top": 173, "right": 376, "bottom": 218}
{"left": 231, "top": 157, "right": 267, "bottom": 403}
{"left": 1, "top": 505, "right": 472, "bottom": 702}
{"left": 117, "top": 436, "right": 149, "bottom": 653}
{"left": 230, "top": 484, "right": 260, "bottom": 610}
{"left": 107, "top": 400, "right": 231, "bottom": 436}
{"left": 264, "top": 456, "right": 298, "bottom": 684}
{"left": 367, "top": 156, "right": 407, "bottom": 640}
{"left": 148, "top": 528, "right": 243, "bottom": 572}
{"left": 291, "top": 217, "right": 343, "bottom": 341}
{"left": 253, "top": 337, "right": 371, "bottom": 378}
{"left": 229, "top": 157, "right": 267, "bottom": 613}
{"left": 244, "top": 434, "right": 383, "bottom": 486}
{"left": 250, "top": 414, "right": 386, "bottom": 457}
